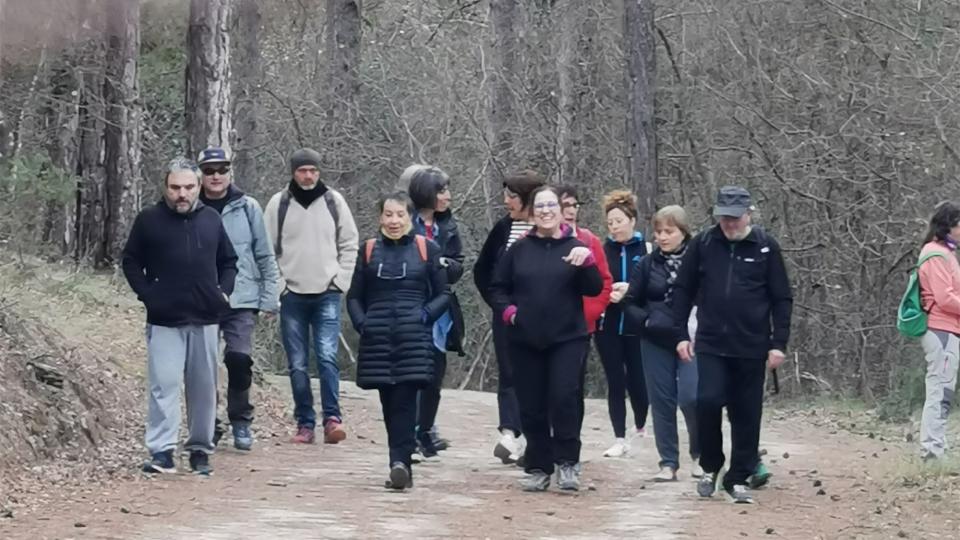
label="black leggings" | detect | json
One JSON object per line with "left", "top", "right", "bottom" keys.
{"left": 417, "top": 350, "right": 447, "bottom": 439}
{"left": 594, "top": 331, "right": 648, "bottom": 438}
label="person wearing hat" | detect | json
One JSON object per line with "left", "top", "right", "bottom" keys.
{"left": 264, "top": 148, "right": 359, "bottom": 444}
{"left": 197, "top": 147, "right": 280, "bottom": 451}
{"left": 671, "top": 185, "right": 793, "bottom": 504}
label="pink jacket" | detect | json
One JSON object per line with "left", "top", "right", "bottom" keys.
{"left": 919, "top": 241, "right": 960, "bottom": 335}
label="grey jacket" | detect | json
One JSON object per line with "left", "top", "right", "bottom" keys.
{"left": 221, "top": 194, "right": 281, "bottom": 312}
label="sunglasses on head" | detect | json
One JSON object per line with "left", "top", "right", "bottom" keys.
{"left": 561, "top": 202, "right": 582, "bottom": 209}
{"left": 202, "top": 165, "right": 230, "bottom": 176}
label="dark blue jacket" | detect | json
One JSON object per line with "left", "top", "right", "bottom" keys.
{"left": 598, "top": 232, "right": 649, "bottom": 335}
{"left": 672, "top": 225, "right": 793, "bottom": 360}
{"left": 121, "top": 200, "right": 238, "bottom": 327}
{"left": 347, "top": 232, "right": 449, "bottom": 389}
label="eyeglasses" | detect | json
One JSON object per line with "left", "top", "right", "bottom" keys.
{"left": 201, "top": 166, "right": 230, "bottom": 176}
{"left": 561, "top": 202, "right": 582, "bottom": 210}
{"left": 534, "top": 201, "right": 560, "bottom": 212}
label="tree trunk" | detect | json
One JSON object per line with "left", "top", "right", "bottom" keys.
{"left": 624, "top": 0, "right": 657, "bottom": 222}
{"left": 101, "top": 0, "right": 141, "bottom": 266}
{"left": 322, "top": 0, "right": 361, "bottom": 190}
{"left": 553, "top": 0, "right": 575, "bottom": 184}
{"left": 185, "top": 0, "right": 232, "bottom": 158}
{"left": 0, "top": 0, "right": 10, "bottom": 163}
{"left": 231, "top": 0, "right": 261, "bottom": 189}
{"left": 486, "top": 0, "right": 522, "bottom": 199}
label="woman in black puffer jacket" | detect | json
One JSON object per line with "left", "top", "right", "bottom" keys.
{"left": 347, "top": 191, "right": 449, "bottom": 491}
{"left": 621, "top": 205, "right": 700, "bottom": 483}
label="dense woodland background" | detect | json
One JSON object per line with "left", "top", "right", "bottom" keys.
{"left": 1, "top": 0, "right": 958, "bottom": 415}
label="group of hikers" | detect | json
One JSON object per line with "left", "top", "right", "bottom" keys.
{"left": 123, "top": 145, "right": 802, "bottom": 504}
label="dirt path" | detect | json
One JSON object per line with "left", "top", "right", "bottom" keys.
{"left": 4, "top": 378, "right": 960, "bottom": 539}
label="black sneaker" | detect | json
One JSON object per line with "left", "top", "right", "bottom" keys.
{"left": 384, "top": 462, "right": 413, "bottom": 490}
{"left": 431, "top": 437, "right": 450, "bottom": 452}
{"left": 189, "top": 451, "right": 212, "bottom": 476}
{"left": 417, "top": 435, "right": 440, "bottom": 462}
{"left": 142, "top": 450, "right": 176, "bottom": 474}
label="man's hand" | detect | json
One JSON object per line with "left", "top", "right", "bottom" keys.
{"left": 677, "top": 340, "right": 694, "bottom": 363}
{"left": 260, "top": 311, "right": 276, "bottom": 322}
{"left": 767, "top": 349, "right": 786, "bottom": 370}
{"left": 562, "top": 246, "right": 592, "bottom": 266}
{"left": 609, "top": 282, "right": 629, "bottom": 304}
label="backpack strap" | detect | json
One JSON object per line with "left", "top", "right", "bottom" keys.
{"left": 917, "top": 251, "right": 946, "bottom": 268}
{"left": 323, "top": 190, "right": 340, "bottom": 248}
{"left": 364, "top": 238, "right": 377, "bottom": 264}
{"left": 415, "top": 234, "right": 428, "bottom": 262}
{"left": 274, "top": 190, "right": 291, "bottom": 257}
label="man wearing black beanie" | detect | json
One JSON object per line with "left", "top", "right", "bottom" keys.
{"left": 264, "top": 148, "right": 359, "bottom": 444}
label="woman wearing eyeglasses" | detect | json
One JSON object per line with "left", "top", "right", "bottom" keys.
{"left": 346, "top": 191, "right": 449, "bottom": 491}
{"left": 473, "top": 170, "right": 545, "bottom": 465}
{"left": 489, "top": 186, "right": 604, "bottom": 492}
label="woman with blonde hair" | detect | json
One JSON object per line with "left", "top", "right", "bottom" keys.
{"left": 619, "top": 205, "right": 700, "bottom": 481}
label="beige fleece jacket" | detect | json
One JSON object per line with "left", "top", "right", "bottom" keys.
{"left": 264, "top": 187, "right": 359, "bottom": 294}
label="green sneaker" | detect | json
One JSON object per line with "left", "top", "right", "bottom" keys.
{"left": 748, "top": 462, "right": 772, "bottom": 489}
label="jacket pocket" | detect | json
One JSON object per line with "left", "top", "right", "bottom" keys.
{"left": 194, "top": 280, "right": 231, "bottom": 317}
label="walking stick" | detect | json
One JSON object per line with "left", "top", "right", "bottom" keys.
{"left": 771, "top": 368, "right": 780, "bottom": 394}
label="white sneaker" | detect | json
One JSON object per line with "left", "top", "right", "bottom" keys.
{"left": 634, "top": 427, "right": 648, "bottom": 438}
{"left": 691, "top": 462, "right": 704, "bottom": 478}
{"left": 603, "top": 438, "right": 630, "bottom": 458}
{"left": 494, "top": 431, "right": 520, "bottom": 464}
{"left": 653, "top": 466, "right": 677, "bottom": 482}
{"left": 511, "top": 434, "right": 527, "bottom": 463}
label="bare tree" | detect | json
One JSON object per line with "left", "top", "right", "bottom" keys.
{"left": 185, "top": 0, "right": 232, "bottom": 158}
{"left": 322, "top": 0, "right": 362, "bottom": 188}
{"left": 486, "top": 0, "right": 522, "bottom": 202}
{"left": 624, "top": 0, "right": 657, "bottom": 222}
{"left": 231, "top": 0, "right": 261, "bottom": 187}
{"left": 102, "top": 0, "right": 141, "bottom": 265}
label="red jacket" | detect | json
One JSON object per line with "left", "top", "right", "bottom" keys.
{"left": 577, "top": 227, "right": 612, "bottom": 333}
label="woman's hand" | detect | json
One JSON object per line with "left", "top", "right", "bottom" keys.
{"left": 562, "top": 246, "right": 593, "bottom": 266}
{"left": 609, "top": 282, "right": 629, "bottom": 303}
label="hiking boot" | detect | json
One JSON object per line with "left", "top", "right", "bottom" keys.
{"left": 323, "top": 419, "right": 347, "bottom": 444}
{"left": 748, "top": 462, "right": 771, "bottom": 488}
{"left": 384, "top": 462, "right": 413, "bottom": 490}
{"left": 291, "top": 426, "right": 315, "bottom": 444}
{"left": 142, "top": 450, "right": 176, "bottom": 474}
{"left": 232, "top": 422, "right": 253, "bottom": 451}
{"left": 494, "top": 431, "right": 520, "bottom": 464}
{"left": 603, "top": 438, "right": 630, "bottom": 458}
{"left": 653, "top": 466, "right": 678, "bottom": 482}
{"left": 697, "top": 472, "right": 718, "bottom": 498}
{"left": 557, "top": 463, "right": 580, "bottom": 491}
{"left": 726, "top": 484, "right": 754, "bottom": 504}
{"left": 520, "top": 470, "right": 551, "bottom": 492}
{"left": 189, "top": 451, "right": 212, "bottom": 476}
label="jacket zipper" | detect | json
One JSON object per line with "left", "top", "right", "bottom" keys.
{"left": 618, "top": 244, "right": 627, "bottom": 335}
{"left": 723, "top": 243, "right": 734, "bottom": 334}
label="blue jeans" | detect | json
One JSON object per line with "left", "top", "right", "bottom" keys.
{"left": 280, "top": 291, "right": 343, "bottom": 429}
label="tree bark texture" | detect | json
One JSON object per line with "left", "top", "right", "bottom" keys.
{"left": 102, "top": 0, "right": 141, "bottom": 266}
{"left": 231, "top": 0, "right": 261, "bottom": 188}
{"left": 322, "top": 0, "right": 361, "bottom": 189}
{"left": 186, "top": 0, "right": 232, "bottom": 159}
{"left": 624, "top": 0, "right": 657, "bottom": 222}
{"left": 486, "top": 0, "right": 522, "bottom": 194}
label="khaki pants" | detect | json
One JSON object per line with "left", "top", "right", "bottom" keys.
{"left": 920, "top": 330, "right": 960, "bottom": 458}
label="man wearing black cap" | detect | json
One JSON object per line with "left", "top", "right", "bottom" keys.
{"left": 264, "top": 148, "right": 359, "bottom": 444}
{"left": 672, "top": 186, "right": 793, "bottom": 504}
{"left": 197, "top": 147, "right": 280, "bottom": 451}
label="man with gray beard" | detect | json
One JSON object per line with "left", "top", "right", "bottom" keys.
{"left": 672, "top": 186, "right": 793, "bottom": 504}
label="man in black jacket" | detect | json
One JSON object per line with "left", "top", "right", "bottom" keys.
{"left": 122, "top": 158, "right": 238, "bottom": 476}
{"left": 673, "top": 186, "right": 793, "bottom": 504}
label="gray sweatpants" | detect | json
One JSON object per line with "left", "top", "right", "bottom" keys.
{"left": 145, "top": 324, "right": 219, "bottom": 455}
{"left": 920, "top": 330, "right": 960, "bottom": 458}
